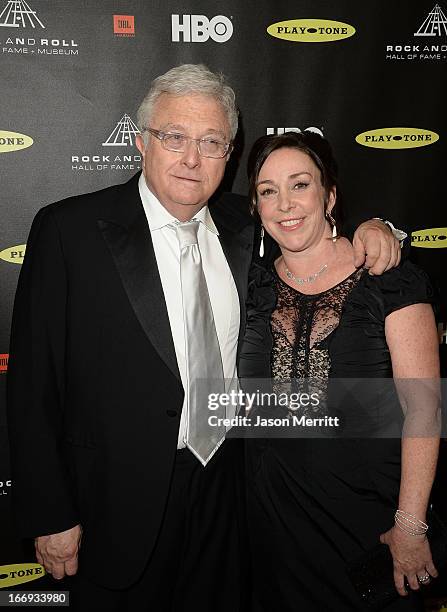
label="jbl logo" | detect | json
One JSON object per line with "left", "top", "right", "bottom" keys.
{"left": 171, "top": 15, "right": 233, "bottom": 43}
{"left": 0, "top": 354, "right": 9, "bottom": 373}
{"left": 113, "top": 15, "right": 135, "bottom": 36}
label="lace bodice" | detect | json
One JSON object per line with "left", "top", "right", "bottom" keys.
{"left": 271, "top": 268, "right": 364, "bottom": 382}
{"left": 239, "top": 260, "right": 435, "bottom": 424}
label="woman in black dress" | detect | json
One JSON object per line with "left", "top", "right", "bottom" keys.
{"left": 239, "top": 132, "right": 440, "bottom": 611}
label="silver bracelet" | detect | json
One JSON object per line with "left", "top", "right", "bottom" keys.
{"left": 394, "top": 509, "right": 428, "bottom": 536}
{"left": 373, "top": 218, "right": 407, "bottom": 248}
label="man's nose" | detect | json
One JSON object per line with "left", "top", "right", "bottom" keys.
{"left": 180, "top": 139, "right": 201, "bottom": 168}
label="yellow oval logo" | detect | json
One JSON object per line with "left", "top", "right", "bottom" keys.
{"left": 267, "top": 19, "right": 355, "bottom": 42}
{"left": 0, "top": 244, "right": 26, "bottom": 264}
{"left": 0, "top": 563, "right": 45, "bottom": 589}
{"left": 411, "top": 228, "right": 447, "bottom": 248}
{"left": 0, "top": 131, "right": 33, "bottom": 154}
{"left": 356, "top": 127, "right": 439, "bottom": 149}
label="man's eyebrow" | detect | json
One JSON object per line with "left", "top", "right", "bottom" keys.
{"left": 159, "top": 123, "right": 186, "bottom": 132}
{"left": 159, "top": 123, "right": 226, "bottom": 138}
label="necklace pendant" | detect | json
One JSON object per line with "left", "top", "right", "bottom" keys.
{"left": 285, "top": 263, "right": 328, "bottom": 285}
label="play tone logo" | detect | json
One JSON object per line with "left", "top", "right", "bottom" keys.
{"left": 355, "top": 127, "right": 439, "bottom": 149}
{"left": 411, "top": 227, "right": 447, "bottom": 248}
{"left": 386, "top": 4, "right": 447, "bottom": 61}
{"left": 0, "top": 353, "right": 8, "bottom": 373}
{"left": 0, "top": 243, "right": 26, "bottom": 263}
{"left": 0, "top": 564, "right": 45, "bottom": 588}
{"left": 267, "top": 18, "right": 355, "bottom": 42}
{"left": 0, "top": 0, "right": 44, "bottom": 28}
{"left": 71, "top": 114, "right": 141, "bottom": 172}
{"left": 0, "top": 130, "right": 33, "bottom": 153}
{"left": 113, "top": 15, "right": 135, "bottom": 37}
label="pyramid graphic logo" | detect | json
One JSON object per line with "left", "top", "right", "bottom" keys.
{"left": 414, "top": 4, "right": 447, "bottom": 36}
{"left": 102, "top": 114, "right": 140, "bottom": 147}
{"left": 0, "top": 0, "right": 45, "bottom": 28}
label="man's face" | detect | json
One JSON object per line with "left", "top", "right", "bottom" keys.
{"left": 136, "top": 93, "right": 231, "bottom": 220}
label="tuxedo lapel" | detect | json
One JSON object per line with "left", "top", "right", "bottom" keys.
{"left": 98, "top": 177, "right": 180, "bottom": 381}
{"left": 97, "top": 177, "right": 254, "bottom": 380}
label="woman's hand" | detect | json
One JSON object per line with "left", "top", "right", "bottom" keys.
{"left": 380, "top": 526, "right": 438, "bottom": 596}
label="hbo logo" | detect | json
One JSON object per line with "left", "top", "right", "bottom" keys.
{"left": 266, "top": 127, "right": 324, "bottom": 136}
{"left": 171, "top": 15, "right": 233, "bottom": 43}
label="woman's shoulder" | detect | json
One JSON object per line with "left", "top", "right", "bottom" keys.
{"left": 357, "top": 260, "right": 435, "bottom": 317}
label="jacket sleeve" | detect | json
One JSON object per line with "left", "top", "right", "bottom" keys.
{"left": 6, "top": 205, "right": 79, "bottom": 538}
{"left": 238, "top": 262, "right": 276, "bottom": 382}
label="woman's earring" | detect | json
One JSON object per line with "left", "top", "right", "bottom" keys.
{"left": 259, "top": 225, "right": 265, "bottom": 257}
{"left": 326, "top": 211, "right": 337, "bottom": 242}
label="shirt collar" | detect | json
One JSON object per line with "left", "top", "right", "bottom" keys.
{"left": 193, "top": 202, "right": 219, "bottom": 235}
{"left": 138, "top": 173, "right": 219, "bottom": 235}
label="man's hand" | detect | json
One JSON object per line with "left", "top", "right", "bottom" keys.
{"left": 352, "top": 219, "right": 401, "bottom": 275}
{"left": 35, "top": 524, "right": 82, "bottom": 580}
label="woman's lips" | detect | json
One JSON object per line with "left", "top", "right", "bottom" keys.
{"left": 277, "top": 218, "right": 304, "bottom": 231}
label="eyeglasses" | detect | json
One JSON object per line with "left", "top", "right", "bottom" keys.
{"left": 143, "top": 127, "right": 233, "bottom": 159}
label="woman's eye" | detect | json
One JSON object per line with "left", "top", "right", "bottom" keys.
{"left": 259, "top": 188, "right": 276, "bottom": 197}
{"left": 293, "top": 182, "right": 308, "bottom": 190}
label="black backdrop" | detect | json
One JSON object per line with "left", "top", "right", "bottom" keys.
{"left": 1, "top": 0, "right": 446, "bottom": 594}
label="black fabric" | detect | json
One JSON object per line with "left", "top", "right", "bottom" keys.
{"left": 239, "top": 260, "right": 435, "bottom": 611}
{"left": 68, "top": 442, "right": 247, "bottom": 612}
{"left": 239, "top": 260, "right": 435, "bottom": 381}
{"left": 329, "top": 261, "right": 435, "bottom": 378}
{"left": 346, "top": 508, "right": 447, "bottom": 612}
{"left": 6, "top": 173, "right": 253, "bottom": 592}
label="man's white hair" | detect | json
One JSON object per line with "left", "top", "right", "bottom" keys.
{"left": 137, "top": 64, "right": 238, "bottom": 141}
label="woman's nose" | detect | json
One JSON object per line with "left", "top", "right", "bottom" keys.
{"left": 277, "top": 191, "right": 294, "bottom": 212}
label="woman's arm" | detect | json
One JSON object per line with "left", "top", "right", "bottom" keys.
{"left": 380, "top": 303, "right": 440, "bottom": 596}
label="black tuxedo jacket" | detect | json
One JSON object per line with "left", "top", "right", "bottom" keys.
{"left": 7, "top": 173, "right": 255, "bottom": 589}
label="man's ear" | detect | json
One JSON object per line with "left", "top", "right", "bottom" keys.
{"left": 136, "top": 133, "right": 146, "bottom": 156}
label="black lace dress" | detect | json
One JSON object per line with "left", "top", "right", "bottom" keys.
{"left": 239, "top": 260, "right": 435, "bottom": 612}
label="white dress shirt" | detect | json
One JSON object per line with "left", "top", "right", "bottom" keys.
{"left": 138, "top": 174, "right": 240, "bottom": 448}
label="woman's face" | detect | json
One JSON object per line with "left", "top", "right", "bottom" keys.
{"left": 255, "top": 147, "right": 335, "bottom": 255}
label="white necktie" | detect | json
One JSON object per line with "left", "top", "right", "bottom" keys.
{"left": 174, "top": 220, "right": 226, "bottom": 465}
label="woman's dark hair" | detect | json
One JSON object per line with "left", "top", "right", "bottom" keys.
{"left": 247, "top": 131, "right": 343, "bottom": 232}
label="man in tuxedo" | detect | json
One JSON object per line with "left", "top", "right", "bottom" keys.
{"left": 7, "top": 64, "right": 401, "bottom": 611}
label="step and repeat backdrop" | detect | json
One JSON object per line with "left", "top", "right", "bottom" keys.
{"left": 0, "top": 0, "right": 446, "bottom": 593}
